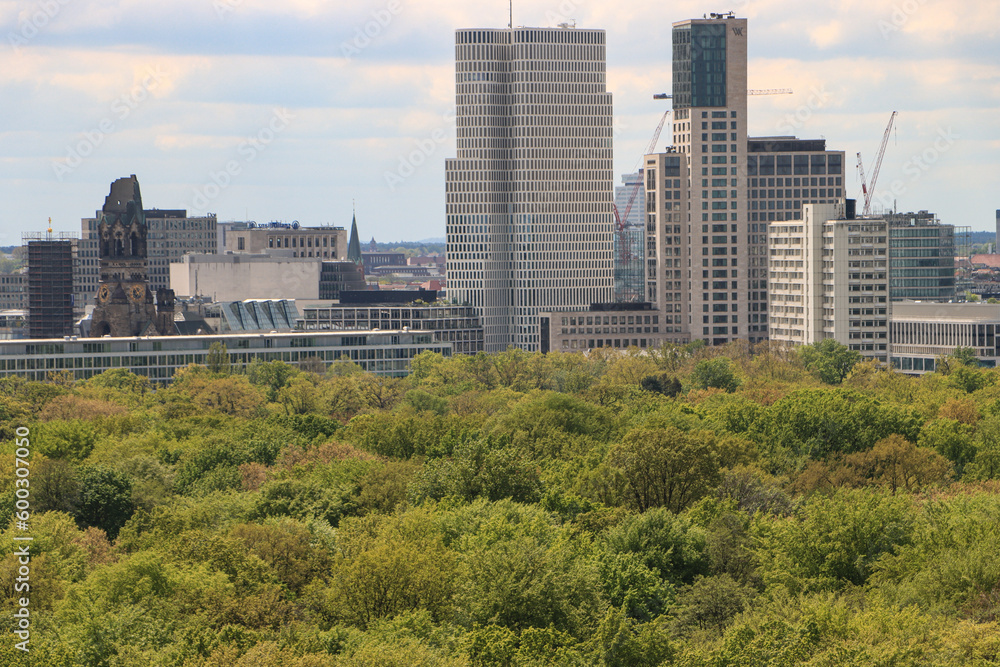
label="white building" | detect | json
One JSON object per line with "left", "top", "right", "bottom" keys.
{"left": 768, "top": 203, "right": 890, "bottom": 362}
{"left": 445, "top": 25, "right": 615, "bottom": 352}
{"left": 891, "top": 302, "right": 1000, "bottom": 373}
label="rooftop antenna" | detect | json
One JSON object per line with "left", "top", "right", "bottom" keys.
{"left": 509, "top": 0, "right": 512, "bottom": 30}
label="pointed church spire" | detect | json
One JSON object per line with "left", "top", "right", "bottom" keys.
{"left": 347, "top": 209, "right": 362, "bottom": 265}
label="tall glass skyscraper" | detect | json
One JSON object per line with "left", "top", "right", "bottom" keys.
{"left": 445, "top": 26, "right": 615, "bottom": 352}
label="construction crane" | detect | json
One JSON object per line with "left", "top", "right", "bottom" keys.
{"left": 652, "top": 88, "right": 793, "bottom": 100}
{"left": 612, "top": 109, "right": 671, "bottom": 300}
{"left": 857, "top": 111, "right": 898, "bottom": 216}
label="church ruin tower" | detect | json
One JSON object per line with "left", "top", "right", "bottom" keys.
{"left": 90, "top": 175, "right": 175, "bottom": 336}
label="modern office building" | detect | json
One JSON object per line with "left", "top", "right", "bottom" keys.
{"left": 299, "top": 302, "right": 485, "bottom": 355}
{"left": 0, "top": 330, "right": 451, "bottom": 383}
{"left": 890, "top": 302, "right": 1000, "bottom": 372}
{"left": 445, "top": 25, "right": 615, "bottom": 352}
{"left": 768, "top": 203, "right": 890, "bottom": 361}
{"left": 884, "top": 210, "right": 956, "bottom": 301}
{"left": 79, "top": 210, "right": 217, "bottom": 303}
{"left": 540, "top": 302, "right": 667, "bottom": 353}
{"left": 25, "top": 234, "right": 76, "bottom": 339}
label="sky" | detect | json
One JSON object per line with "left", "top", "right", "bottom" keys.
{"left": 1, "top": 0, "right": 998, "bottom": 245}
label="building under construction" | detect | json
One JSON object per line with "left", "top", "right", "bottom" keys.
{"left": 25, "top": 232, "right": 76, "bottom": 339}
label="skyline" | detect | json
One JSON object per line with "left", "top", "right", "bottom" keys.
{"left": 1, "top": 0, "right": 998, "bottom": 243}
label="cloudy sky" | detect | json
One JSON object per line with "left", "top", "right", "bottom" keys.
{"left": 1, "top": 0, "right": 998, "bottom": 244}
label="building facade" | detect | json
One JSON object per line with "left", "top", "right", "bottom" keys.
{"left": 768, "top": 203, "right": 890, "bottom": 361}
{"left": 224, "top": 221, "right": 346, "bottom": 259}
{"left": 79, "top": 210, "right": 217, "bottom": 304}
{"left": 26, "top": 236, "right": 76, "bottom": 339}
{"left": 0, "top": 271, "right": 27, "bottom": 311}
{"left": 299, "top": 303, "right": 484, "bottom": 355}
{"left": 446, "top": 25, "right": 615, "bottom": 352}
{"left": 540, "top": 303, "right": 667, "bottom": 353}
{"left": 642, "top": 151, "right": 691, "bottom": 344}
{"left": 885, "top": 210, "right": 956, "bottom": 301}
{"left": 89, "top": 176, "right": 176, "bottom": 337}
{"left": 0, "top": 330, "right": 451, "bottom": 383}
{"left": 670, "top": 14, "right": 750, "bottom": 347}
{"left": 890, "top": 302, "right": 1000, "bottom": 372}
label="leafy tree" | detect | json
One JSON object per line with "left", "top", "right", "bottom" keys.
{"left": 798, "top": 338, "right": 861, "bottom": 384}
{"left": 639, "top": 372, "right": 682, "bottom": 397}
{"left": 32, "top": 458, "right": 81, "bottom": 515}
{"left": 75, "top": 466, "right": 136, "bottom": 540}
{"left": 324, "top": 510, "right": 456, "bottom": 629}
{"left": 670, "top": 574, "right": 756, "bottom": 633}
{"left": 609, "top": 425, "right": 721, "bottom": 513}
{"left": 918, "top": 418, "right": 976, "bottom": 475}
{"left": 247, "top": 359, "right": 299, "bottom": 402}
{"left": 691, "top": 358, "right": 741, "bottom": 392}
{"left": 409, "top": 440, "right": 542, "bottom": 505}
{"left": 33, "top": 420, "right": 97, "bottom": 461}
{"left": 206, "top": 341, "right": 232, "bottom": 375}
{"left": 601, "top": 508, "right": 710, "bottom": 587}
{"left": 753, "top": 487, "right": 915, "bottom": 593}
{"left": 951, "top": 346, "right": 979, "bottom": 367}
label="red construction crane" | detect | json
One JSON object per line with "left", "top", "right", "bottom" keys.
{"left": 858, "top": 111, "right": 898, "bottom": 216}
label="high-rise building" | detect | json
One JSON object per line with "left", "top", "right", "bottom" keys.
{"left": 638, "top": 14, "right": 848, "bottom": 347}
{"left": 25, "top": 234, "right": 76, "bottom": 339}
{"left": 445, "top": 25, "right": 615, "bottom": 352}
{"left": 669, "top": 13, "right": 749, "bottom": 347}
{"left": 768, "top": 203, "right": 890, "bottom": 361}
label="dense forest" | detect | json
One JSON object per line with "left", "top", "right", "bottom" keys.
{"left": 2, "top": 340, "right": 999, "bottom": 666}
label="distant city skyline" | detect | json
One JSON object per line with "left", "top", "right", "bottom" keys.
{"left": 2, "top": 1, "right": 998, "bottom": 242}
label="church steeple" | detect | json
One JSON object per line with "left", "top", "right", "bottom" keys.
{"left": 347, "top": 209, "right": 362, "bottom": 265}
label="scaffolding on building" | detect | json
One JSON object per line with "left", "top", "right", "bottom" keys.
{"left": 24, "top": 231, "right": 77, "bottom": 339}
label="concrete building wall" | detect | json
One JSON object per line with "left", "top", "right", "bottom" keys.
{"left": 225, "top": 224, "right": 347, "bottom": 259}
{"left": 170, "top": 255, "right": 321, "bottom": 301}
